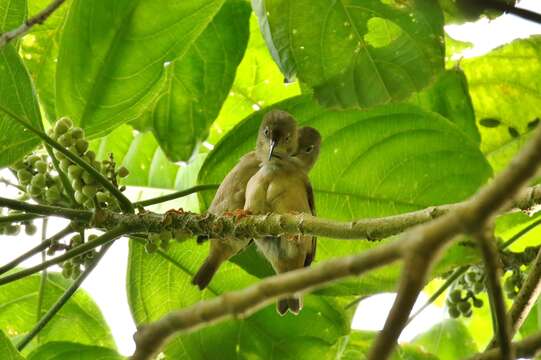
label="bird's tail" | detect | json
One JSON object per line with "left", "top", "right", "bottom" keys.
{"left": 276, "top": 296, "right": 303, "bottom": 316}
{"left": 192, "top": 257, "right": 221, "bottom": 290}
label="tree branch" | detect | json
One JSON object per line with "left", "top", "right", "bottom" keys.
{"left": 0, "top": 224, "right": 74, "bottom": 275}
{"left": 0, "top": 213, "right": 42, "bottom": 224}
{"left": 0, "top": 224, "right": 128, "bottom": 285}
{"left": 469, "top": 330, "right": 541, "bottom": 360}
{"left": 471, "top": 0, "right": 541, "bottom": 24}
{"left": 133, "top": 185, "right": 218, "bottom": 207}
{"left": 0, "top": 0, "right": 67, "bottom": 48}
{"left": 17, "top": 241, "right": 113, "bottom": 350}
{"left": 477, "top": 226, "right": 513, "bottom": 359}
{"left": 0, "top": 197, "right": 92, "bottom": 221}
{"left": 130, "top": 126, "right": 541, "bottom": 360}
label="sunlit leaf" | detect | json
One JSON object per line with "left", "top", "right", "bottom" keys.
{"left": 413, "top": 319, "right": 477, "bottom": 359}
{"left": 462, "top": 36, "right": 541, "bottom": 172}
{"left": 0, "top": 330, "right": 24, "bottom": 360}
{"left": 253, "top": 0, "right": 445, "bottom": 108}
{"left": 27, "top": 342, "right": 124, "bottom": 360}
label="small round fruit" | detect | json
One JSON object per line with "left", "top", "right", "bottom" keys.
{"left": 82, "top": 184, "right": 98, "bottom": 198}
{"left": 27, "top": 184, "right": 42, "bottom": 197}
{"left": 45, "top": 186, "right": 61, "bottom": 203}
{"left": 58, "top": 133, "right": 73, "bottom": 147}
{"left": 74, "top": 191, "right": 88, "bottom": 204}
{"left": 85, "top": 150, "right": 96, "bottom": 162}
{"left": 83, "top": 199, "right": 94, "bottom": 209}
{"left": 450, "top": 289, "right": 462, "bottom": 303}
{"left": 71, "top": 178, "right": 83, "bottom": 191}
{"left": 118, "top": 166, "right": 129, "bottom": 178}
{"left": 12, "top": 160, "right": 25, "bottom": 170}
{"left": 31, "top": 173, "right": 46, "bottom": 188}
{"left": 75, "top": 139, "right": 89, "bottom": 154}
{"left": 34, "top": 160, "right": 48, "bottom": 173}
{"left": 458, "top": 301, "right": 471, "bottom": 313}
{"left": 145, "top": 243, "right": 158, "bottom": 254}
{"left": 57, "top": 117, "right": 73, "bottom": 129}
{"left": 60, "top": 159, "right": 71, "bottom": 172}
{"left": 17, "top": 169, "right": 32, "bottom": 184}
{"left": 26, "top": 154, "right": 40, "bottom": 166}
{"left": 25, "top": 223, "right": 37, "bottom": 236}
{"left": 70, "top": 127, "right": 84, "bottom": 139}
{"left": 473, "top": 298, "right": 484, "bottom": 308}
{"left": 82, "top": 171, "right": 96, "bottom": 184}
{"left": 159, "top": 230, "right": 172, "bottom": 242}
{"left": 449, "top": 306, "right": 460, "bottom": 319}
{"left": 68, "top": 164, "right": 83, "bottom": 179}
{"left": 54, "top": 120, "right": 69, "bottom": 136}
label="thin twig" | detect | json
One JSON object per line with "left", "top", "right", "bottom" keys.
{"left": 0, "top": 213, "right": 42, "bottom": 224}
{"left": 477, "top": 226, "right": 513, "bottom": 359}
{"left": 0, "top": 225, "right": 128, "bottom": 286}
{"left": 487, "top": 246, "right": 541, "bottom": 349}
{"left": 35, "top": 219, "right": 48, "bottom": 346}
{"left": 0, "top": 197, "right": 92, "bottom": 221}
{"left": 472, "top": 0, "right": 541, "bottom": 24}
{"left": 0, "top": 225, "right": 74, "bottom": 275}
{"left": 133, "top": 184, "right": 218, "bottom": 207}
{"left": 0, "top": 0, "right": 67, "bottom": 48}
{"left": 17, "top": 241, "right": 113, "bottom": 350}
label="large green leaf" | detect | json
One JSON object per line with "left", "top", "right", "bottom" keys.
{"left": 56, "top": 0, "right": 228, "bottom": 138}
{"left": 145, "top": 0, "right": 250, "bottom": 162}
{"left": 207, "top": 14, "right": 301, "bottom": 144}
{"left": 0, "top": 330, "right": 24, "bottom": 360}
{"left": 0, "top": 0, "right": 25, "bottom": 32}
{"left": 0, "top": 44, "right": 41, "bottom": 167}
{"left": 413, "top": 320, "right": 477, "bottom": 359}
{"left": 27, "top": 342, "right": 124, "bottom": 360}
{"left": 409, "top": 69, "right": 480, "bottom": 144}
{"left": 461, "top": 36, "right": 541, "bottom": 172}
{"left": 20, "top": 0, "right": 69, "bottom": 124}
{"left": 198, "top": 96, "right": 491, "bottom": 295}
{"left": 252, "top": 0, "right": 444, "bottom": 108}
{"left": 0, "top": 272, "right": 115, "bottom": 352}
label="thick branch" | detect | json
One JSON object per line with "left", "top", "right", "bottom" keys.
{"left": 0, "top": 197, "right": 92, "bottom": 222}
{"left": 477, "top": 227, "right": 513, "bottom": 359}
{"left": 469, "top": 330, "right": 541, "bottom": 360}
{"left": 0, "top": 0, "right": 67, "bottom": 48}
{"left": 0, "top": 213, "right": 42, "bottom": 224}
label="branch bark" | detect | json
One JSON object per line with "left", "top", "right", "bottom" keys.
{"left": 0, "top": 0, "right": 67, "bottom": 48}
{"left": 0, "top": 197, "right": 92, "bottom": 222}
{"left": 469, "top": 330, "right": 541, "bottom": 360}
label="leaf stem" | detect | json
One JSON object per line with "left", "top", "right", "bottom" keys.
{"left": 0, "top": 224, "right": 74, "bottom": 275}
{"left": 16, "top": 241, "right": 113, "bottom": 351}
{"left": 0, "top": 213, "right": 42, "bottom": 224}
{"left": 0, "top": 196, "right": 92, "bottom": 221}
{"left": 133, "top": 184, "right": 218, "bottom": 207}
{"left": 0, "top": 224, "right": 128, "bottom": 285}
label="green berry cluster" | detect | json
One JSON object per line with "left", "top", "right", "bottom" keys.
{"left": 58, "top": 234, "right": 99, "bottom": 280}
{"left": 504, "top": 268, "right": 526, "bottom": 299}
{"left": 45, "top": 117, "right": 129, "bottom": 210}
{"left": 0, "top": 209, "right": 36, "bottom": 236}
{"left": 446, "top": 266, "right": 485, "bottom": 318}
{"left": 12, "top": 152, "right": 65, "bottom": 205}
{"left": 143, "top": 227, "right": 192, "bottom": 254}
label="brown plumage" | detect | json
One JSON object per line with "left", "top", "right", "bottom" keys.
{"left": 192, "top": 110, "right": 298, "bottom": 290}
{"left": 244, "top": 124, "right": 321, "bottom": 315}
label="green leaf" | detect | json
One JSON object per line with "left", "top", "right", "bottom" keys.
{"left": 198, "top": 96, "right": 491, "bottom": 295}
{"left": 0, "top": 330, "right": 24, "bottom": 360}
{"left": 413, "top": 319, "right": 477, "bottom": 359}
{"left": 56, "top": 0, "right": 228, "bottom": 138}
{"left": 0, "top": 0, "right": 26, "bottom": 32}
{"left": 20, "top": 0, "right": 69, "bottom": 124}
{"left": 147, "top": 0, "right": 250, "bottom": 162}
{"left": 207, "top": 14, "right": 301, "bottom": 144}
{"left": 338, "top": 331, "right": 438, "bottom": 359}
{"left": 0, "top": 44, "right": 41, "bottom": 167}
{"left": 27, "top": 342, "right": 124, "bottom": 360}
{"left": 409, "top": 69, "right": 480, "bottom": 144}
{"left": 461, "top": 36, "right": 541, "bottom": 172}
{"left": 252, "top": 0, "right": 445, "bottom": 108}
{"left": 0, "top": 272, "right": 115, "bottom": 352}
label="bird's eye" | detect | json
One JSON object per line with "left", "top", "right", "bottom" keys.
{"left": 305, "top": 145, "right": 314, "bottom": 153}
{"left": 264, "top": 127, "right": 270, "bottom": 138}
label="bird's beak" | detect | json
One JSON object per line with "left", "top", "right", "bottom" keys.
{"left": 268, "top": 139, "right": 277, "bottom": 160}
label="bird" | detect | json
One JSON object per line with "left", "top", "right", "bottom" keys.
{"left": 244, "top": 122, "right": 320, "bottom": 316}
{"left": 191, "top": 110, "right": 298, "bottom": 290}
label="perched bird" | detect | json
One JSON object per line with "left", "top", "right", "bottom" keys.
{"left": 244, "top": 123, "right": 320, "bottom": 316}
{"left": 192, "top": 110, "right": 298, "bottom": 290}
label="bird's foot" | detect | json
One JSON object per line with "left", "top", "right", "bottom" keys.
{"left": 163, "top": 208, "right": 186, "bottom": 225}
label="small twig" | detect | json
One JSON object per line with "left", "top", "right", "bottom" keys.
{"left": 0, "top": 0, "right": 67, "bottom": 48}
{"left": 471, "top": 0, "right": 541, "bottom": 24}
{"left": 0, "top": 196, "right": 92, "bottom": 222}
{"left": 0, "top": 109, "right": 133, "bottom": 213}
{"left": 0, "top": 225, "right": 128, "bottom": 286}
{"left": 468, "top": 330, "right": 541, "bottom": 360}
{"left": 487, "top": 246, "right": 541, "bottom": 349}
{"left": 133, "top": 185, "right": 218, "bottom": 207}
{"left": 0, "top": 213, "right": 42, "bottom": 224}
{"left": 0, "top": 225, "right": 74, "bottom": 275}
{"left": 17, "top": 241, "right": 113, "bottom": 350}
{"left": 477, "top": 226, "right": 513, "bottom": 359}
{"left": 36, "top": 219, "right": 49, "bottom": 326}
